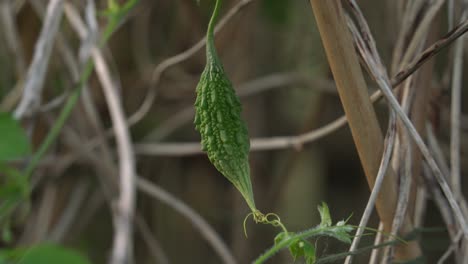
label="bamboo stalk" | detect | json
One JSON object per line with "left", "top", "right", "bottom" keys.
{"left": 308, "top": 0, "right": 421, "bottom": 261}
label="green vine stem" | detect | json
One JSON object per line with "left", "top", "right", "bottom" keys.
{"left": 253, "top": 224, "right": 354, "bottom": 264}
{"left": 252, "top": 222, "right": 410, "bottom": 264}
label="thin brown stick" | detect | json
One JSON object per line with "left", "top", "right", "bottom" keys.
{"left": 348, "top": 0, "right": 468, "bottom": 242}
{"left": 450, "top": 9, "right": 467, "bottom": 195}
{"left": 364, "top": 22, "right": 468, "bottom": 242}
{"left": 345, "top": 113, "right": 397, "bottom": 264}
{"left": 392, "top": 18, "right": 468, "bottom": 87}
{"left": 369, "top": 222, "right": 385, "bottom": 264}
{"left": 398, "top": 0, "right": 445, "bottom": 69}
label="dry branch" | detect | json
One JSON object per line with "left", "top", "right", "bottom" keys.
{"left": 14, "top": 0, "right": 64, "bottom": 119}
{"left": 308, "top": 0, "right": 421, "bottom": 260}
{"left": 129, "top": 0, "right": 256, "bottom": 126}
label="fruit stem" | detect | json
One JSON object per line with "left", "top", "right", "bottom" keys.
{"left": 206, "top": 0, "right": 222, "bottom": 67}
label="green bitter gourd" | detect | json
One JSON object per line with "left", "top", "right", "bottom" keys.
{"left": 194, "top": 0, "right": 256, "bottom": 212}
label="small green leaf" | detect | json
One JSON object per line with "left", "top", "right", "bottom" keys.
{"left": 327, "top": 226, "right": 354, "bottom": 244}
{"left": 17, "top": 244, "right": 91, "bottom": 264}
{"left": 318, "top": 202, "right": 332, "bottom": 227}
{"left": 0, "top": 112, "right": 31, "bottom": 161}
{"left": 288, "top": 239, "right": 303, "bottom": 260}
{"left": 289, "top": 239, "right": 316, "bottom": 263}
{"left": 302, "top": 240, "right": 316, "bottom": 264}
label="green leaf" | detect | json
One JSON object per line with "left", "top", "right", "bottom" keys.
{"left": 317, "top": 202, "right": 331, "bottom": 227}
{"left": 17, "top": 244, "right": 91, "bottom": 264}
{"left": 0, "top": 112, "right": 30, "bottom": 161}
{"left": 0, "top": 252, "right": 10, "bottom": 264}
{"left": 288, "top": 239, "right": 303, "bottom": 260}
{"left": 0, "top": 163, "right": 28, "bottom": 197}
{"left": 302, "top": 240, "right": 316, "bottom": 264}
{"left": 326, "top": 226, "right": 354, "bottom": 244}
{"left": 0, "top": 247, "right": 31, "bottom": 263}
{"left": 289, "top": 239, "right": 316, "bottom": 264}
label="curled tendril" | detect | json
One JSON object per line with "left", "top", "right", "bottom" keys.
{"left": 243, "top": 210, "right": 288, "bottom": 237}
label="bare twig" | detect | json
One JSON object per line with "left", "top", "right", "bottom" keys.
{"left": 74, "top": 1, "right": 137, "bottom": 263}
{"left": 134, "top": 114, "right": 347, "bottom": 156}
{"left": 425, "top": 124, "right": 457, "bottom": 234}
{"left": 136, "top": 177, "right": 237, "bottom": 264}
{"left": 426, "top": 123, "right": 450, "bottom": 176}
{"left": 345, "top": 113, "right": 397, "bottom": 264}
{"left": 437, "top": 232, "right": 463, "bottom": 264}
{"left": 57, "top": 108, "right": 236, "bottom": 264}
{"left": 143, "top": 72, "right": 336, "bottom": 141}
{"left": 347, "top": 0, "right": 468, "bottom": 239}
{"left": 309, "top": 0, "right": 420, "bottom": 260}
{"left": 135, "top": 215, "right": 170, "bottom": 264}
{"left": 369, "top": 222, "right": 385, "bottom": 264}
{"left": 135, "top": 14, "right": 468, "bottom": 156}
{"left": 386, "top": 76, "right": 418, "bottom": 262}
{"left": 450, "top": 6, "right": 467, "bottom": 195}
{"left": 128, "top": 0, "right": 256, "bottom": 126}
{"left": 413, "top": 185, "right": 427, "bottom": 228}
{"left": 61, "top": 9, "right": 236, "bottom": 262}
{"left": 94, "top": 33, "right": 136, "bottom": 264}
{"left": 0, "top": 0, "right": 26, "bottom": 76}
{"left": 398, "top": 0, "right": 445, "bottom": 69}
{"left": 29, "top": 0, "right": 81, "bottom": 83}
{"left": 14, "top": 0, "right": 64, "bottom": 119}
{"left": 392, "top": 19, "right": 468, "bottom": 87}
{"left": 448, "top": 0, "right": 455, "bottom": 30}
{"left": 49, "top": 179, "right": 89, "bottom": 242}
{"left": 385, "top": 41, "right": 468, "bottom": 239}
{"left": 34, "top": 184, "right": 57, "bottom": 242}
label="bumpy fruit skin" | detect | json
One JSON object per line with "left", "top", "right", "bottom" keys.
{"left": 194, "top": 60, "right": 255, "bottom": 211}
